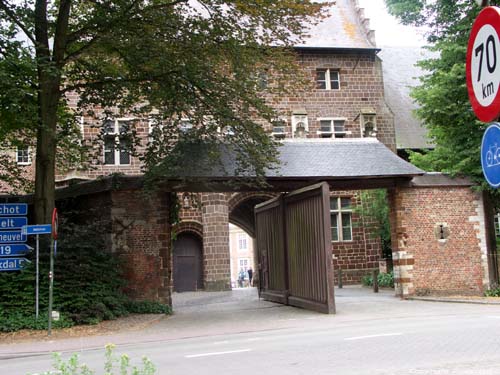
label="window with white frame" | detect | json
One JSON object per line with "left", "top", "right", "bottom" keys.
{"left": 317, "top": 118, "right": 347, "bottom": 138}
{"left": 495, "top": 213, "right": 500, "bottom": 237}
{"left": 238, "top": 233, "right": 248, "bottom": 250}
{"left": 316, "top": 69, "right": 340, "bottom": 90}
{"left": 103, "top": 119, "right": 131, "bottom": 165}
{"left": 330, "top": 197, "right": 353, "bottom": 242}
{"left": 239, "top": 258, "right": 249, "bottom": 271}
{"left": 271, "top": 118, "right": 287, "bottom": 138}
{"left": 16, "top": 146, "right": 31, "bottom": 165}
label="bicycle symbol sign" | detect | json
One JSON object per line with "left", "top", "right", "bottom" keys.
{"left": 481, "top": 123, "right": 500, "bottom": 187}
{"left": 467, "top": 7, "right": 500, "bottom": 122}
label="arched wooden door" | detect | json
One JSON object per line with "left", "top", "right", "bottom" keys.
{"left": 173, "top": 233, "right": 203, "bottom": 292}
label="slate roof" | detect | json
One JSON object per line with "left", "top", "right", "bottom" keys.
{"left": 379, "top": 47, "right": 436, "bottom": 149}
{"left": 297, "top": 0, "right": 376, "bottom": 49}
{"left": 170, "top": 138, "right": 423, "bottom": 179}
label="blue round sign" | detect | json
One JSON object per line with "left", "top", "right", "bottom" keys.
{"left": 481, "top": 122, "right": 500, "bottom": 188}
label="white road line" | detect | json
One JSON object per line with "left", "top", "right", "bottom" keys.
{"left": 344, "top": 333, "right": 403, "bottom": 341}
{"left": 185, "top": 349, "right": 252, "bottom": 358}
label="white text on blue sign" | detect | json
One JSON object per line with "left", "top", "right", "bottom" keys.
{"left": 0, "top": 204, "right": 28, "bottom": 216}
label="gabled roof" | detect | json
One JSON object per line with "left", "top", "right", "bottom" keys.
{"left": 379, "top": 46, "right": 436, "bottom": 149}
{"left": 296, "top": 0, "right": 376, "bottom": 50}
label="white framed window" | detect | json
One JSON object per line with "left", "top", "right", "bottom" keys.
{"left": 238, "top": 233, "right": 248, "bottom": 250}
{"left": 103, "top": 119, "right": 132, "bottom": 165}
{"left": 316, "top": 69, "right": 340, "bottom": 90}
{"left": 495, "top": 213, "right": 500, "bottom": 237}
{"left": 292, "top": 114, "right": 309, "bottom": 138}
{"left": 330, "top": 197, "right": 353, "bottom": 242}
{"left": 16, "top": 146, "right": 31, "bottom": 165}
{"left": 271, "top": 118, "right": 287, "bottom": 139}
{"left": 239, "top": 258, "right": 249, "bottom": 271}
{"left": 317, "top": 118, "right": 349, "bottom": 138}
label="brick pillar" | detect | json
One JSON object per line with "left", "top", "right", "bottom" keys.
{"left": 388, "top": 188, "right": 414, "bottom": 298}
{"left": 111, "top": 190, "right": 171, "bottom": 306}
{"left": 201, "top": 193, "right": 231, "bottom": 291}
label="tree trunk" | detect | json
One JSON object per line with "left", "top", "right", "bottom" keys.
{"left": 34, "top": 78, "right": 60, "bottom": 224}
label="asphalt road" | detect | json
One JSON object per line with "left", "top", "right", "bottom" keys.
{"left": 3, "top": 287, "right": 500, "bottom": 375}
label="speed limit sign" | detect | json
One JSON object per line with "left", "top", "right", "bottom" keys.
{"left": 467, "top": 7, "right": 500, "bottom": 122}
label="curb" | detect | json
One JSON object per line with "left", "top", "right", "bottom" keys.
{"left": 408, "top": 296, "right": 500, "bottom": 305}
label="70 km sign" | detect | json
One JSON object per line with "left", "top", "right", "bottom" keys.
{"left": 467, "top": 7, "right": 500, "bottom": 122}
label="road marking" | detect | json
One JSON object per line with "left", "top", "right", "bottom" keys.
{"left": 344, "top": 333, "right": 403, "bottom": 341}
{"left": 185, "top": 349, "right": 252, "bottom": 358}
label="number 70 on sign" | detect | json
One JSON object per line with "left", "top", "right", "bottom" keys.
{"left": 467, "top": 7, "right": 500, "bottom": 122}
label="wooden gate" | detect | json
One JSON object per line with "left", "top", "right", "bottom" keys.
{"left": 255, "top": 182, "right": 335, "bottom": 313}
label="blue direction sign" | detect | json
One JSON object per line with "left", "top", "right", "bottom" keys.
{"left": 22, "top": 224, "right": 52, "bottom": 235}
{"left": 0, "top": 257, "right": 29, "bottom": 271}
{"left": 0, "top": 244, "right": 33, "bottom": 257}
{"left": 0, "top": 231, "right": 26, "bottom": 243}
{"left": 0, "top": 203, "right": 27, "bottom": 216}
{"left": 481, "top": 123, "right": 500, "bottom": 188}
{"left": 0, "top": 217, "right": 27, "bottom": 230}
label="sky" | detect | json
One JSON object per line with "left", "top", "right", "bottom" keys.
{"left": 358, "top": 0, "right": 427, "bottom": 47}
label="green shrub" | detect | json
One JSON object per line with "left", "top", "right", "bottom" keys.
{"left": 361, "top": 271, "right": 394, "bottom": 288}
{"left": 0, "top": 311, "right": 73, "bottom": 332}
{"left": 0, "top": 210, "right": 170, "bottom": 332}
{"left": 125, "top": 300, "right": 171, "bottom": 314}
{"left": 485, "top": 287, "right": 500, "bottom": 297}
{"left": 32, "top": 344, "right": 156, "bottom": 375}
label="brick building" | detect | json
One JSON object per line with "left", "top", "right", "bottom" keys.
{"left": 1, "top": 0, "right": 497, "bottom": 302}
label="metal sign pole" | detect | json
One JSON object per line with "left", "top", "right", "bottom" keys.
{"left": 36, "top": 234, "right": 39, "bottom": 319}
{"left": 48, "top": 237, "right": 54, "bottom": 336}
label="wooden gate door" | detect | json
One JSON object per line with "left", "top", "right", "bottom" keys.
{"left": 255, "top": 196, "right": 288, "bottom": 304}
{"left": 173, "top": 233, "right": 203, "bottom": 292}
{"left": 255, "top": 182, "right": 335, "bottom": 313}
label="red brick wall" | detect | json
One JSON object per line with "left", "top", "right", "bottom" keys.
{"left": 390, "top": 185, "right": 488, "bottom": 296}
{"left": 110, "top": 190, "right": 171, "bottom": 303}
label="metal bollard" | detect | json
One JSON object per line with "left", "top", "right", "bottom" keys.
{"left": 373, "top": 269, "right": 379, "bottom": 293}
{"left": 338, "top": 268, "right": 343, "bottom": 288}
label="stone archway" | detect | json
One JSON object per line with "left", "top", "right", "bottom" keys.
{"left": 228, "top": 192, "right": 277, "bottom": 237}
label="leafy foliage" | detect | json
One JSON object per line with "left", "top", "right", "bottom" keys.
{"left": 361, "top": 271, "right": 395, "bottom": 288}
{"left": 358, "top": 190, "right": 392, "bottom": 259}
{"left": 385, "top": 0, "right": 500, "bottom": 203}
{"left": 485, "top": 286, "right": 500, "bottom": 297}
{"left": 33, "top": 344, "right": 156, "bottom": 375}
{"left": 0, "top": 213, "right": 170, "bottom": 332}
{"left": 0, "top": 0, "right": 330, "bottom": 223}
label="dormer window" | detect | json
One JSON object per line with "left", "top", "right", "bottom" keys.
{"left": 292, "top": 111, "right": 309, "bottom": 138}
{"left": 360, "top": 109, "right": 377, "bottom": 137}
{"left": 317, "top": 118, "right": 348, "bottom": 138}
{"left": 316, "top": 69, "right": 340, "bottom": 90}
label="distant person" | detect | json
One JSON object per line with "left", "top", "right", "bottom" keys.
{"left": 238, "top": 268, "right": 245, "bottom": 288}
{"left": 247, "top": 267, "right": 253, "bottom": 286}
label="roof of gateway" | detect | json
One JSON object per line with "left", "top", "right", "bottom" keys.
{"left": 168, "top": 138, "right": 423, "bottom": 180}
{"left": 296, "top": 0, "right": 376, "bottom": 50}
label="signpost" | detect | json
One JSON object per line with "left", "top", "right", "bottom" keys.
{"left": 481, "top": 123, "right": 500, "bottom": 187}
{"left": 0, "top": 244, "right": 33, "bottom": 257}
{"left": 22, "top": 224, "right": 52, "bottom": 235}
{"left": 0, "top": 257, "right": 30, "bottom": 271}
{"left": 466, "top": 6, "right": 500, "bottom": 122}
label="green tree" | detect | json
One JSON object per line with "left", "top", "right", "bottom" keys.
{"left": 0, "top": 0, "right": 329, "bottom": 223}
{"left": 385, "top": 0, "right": 500, "bottom": 195}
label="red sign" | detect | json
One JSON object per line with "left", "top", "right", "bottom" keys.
{"left": 466, "top": 6, "right": 500, "bottom": 122}
{"left": 51, "top": 208, "right": 58, "bottom": 240}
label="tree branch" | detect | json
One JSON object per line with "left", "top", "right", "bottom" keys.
{"left": 0, "top": 0, "right": 36, "bottom": 46}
